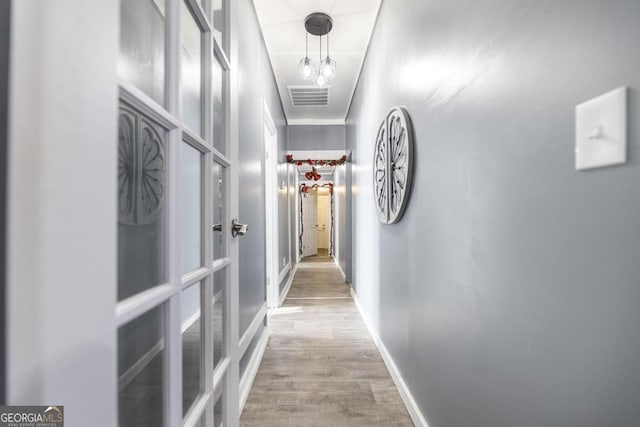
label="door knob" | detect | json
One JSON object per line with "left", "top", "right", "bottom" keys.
{"left": 231, "top": 219, "right": 248, "bottom": 237}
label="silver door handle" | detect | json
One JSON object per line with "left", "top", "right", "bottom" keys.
{"left": 231, "top": 219, "right": 248, "bottom": 237}
{"left": 212, "top": 223, "right": 222, "bottom": 232}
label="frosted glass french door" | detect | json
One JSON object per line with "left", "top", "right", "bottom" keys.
{"left": 115, "top": 0, "right": 236, "bottom": 426}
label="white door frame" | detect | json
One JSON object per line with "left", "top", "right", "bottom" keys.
{"left": 263, "top": 101, "right": 279, "bottom": 308}
{"left": 317, "top": 192, "right": 330, "bottom": 249}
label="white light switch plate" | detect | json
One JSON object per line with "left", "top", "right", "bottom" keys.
{"left": 575, "top": 87, "right": 627, "bottom": 170}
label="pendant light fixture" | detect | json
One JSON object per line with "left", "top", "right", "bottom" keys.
{"left": 320, "top": 30, "right": 336, "bottom": 80}
{"left": 298, "top": 31, "right": 316, "bottom": 80}
{"left": 298, "top": 13, "right": 336, "bottom": 87}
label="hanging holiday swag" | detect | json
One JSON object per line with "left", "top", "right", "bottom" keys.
{"left": 286, "top": 154, "right": 347, "bottom": 167}
{"left": 287, "top": 154, "right": 347, "bottom": 181}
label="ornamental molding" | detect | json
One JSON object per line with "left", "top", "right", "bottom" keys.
{"left": 373, "top": 106, "right": 414, "bottom": 224}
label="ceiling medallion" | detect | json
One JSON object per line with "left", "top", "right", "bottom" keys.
{"left": 373, "top": 107, "right": 414, "bottom": 224}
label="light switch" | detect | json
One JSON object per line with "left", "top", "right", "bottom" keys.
{"left": 575, "top": 87, "right": 627, "bottom": 170}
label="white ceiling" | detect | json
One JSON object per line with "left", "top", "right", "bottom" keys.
{"left": 252, "top": 0, "right": 381, "bottom": 124}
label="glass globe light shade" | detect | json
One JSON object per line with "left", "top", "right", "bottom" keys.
{"left": 320, "top": 57, "right": 336, "bottom": 79}
{"left": 315, "top": 73, "right": 327, "bottom": 87}
{"left": 298, "top": 57, "right": 316, "bottom": 80}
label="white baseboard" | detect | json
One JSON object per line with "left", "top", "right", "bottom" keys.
{"left": 181, "top": 310, "right": 200, "bottom": 334}
{"left": 239, "top": 326, "right": 269, "bottom": 414}
{"left": 279, "top": 263, "right": 297, "bottom": 306}
{"left": 118, "top": 340, "right": 163, "bottom": 392}
{"left": 279, "top": 262, "right": 291, "bottom": 284}
{"left": 333, "top": 257, "right": 346, "bottom": 281}
{"left": 240, "top": 303, "right": 267, "bottom": 358}
{"left": 350, "top": 288, "right": 429, "bottom": 427}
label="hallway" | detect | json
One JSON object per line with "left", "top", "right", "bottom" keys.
{"left": 240, "top": 253, "right": 412, "bottom": 426}
{"left": 7, "top": 0, "right": 640, "bottom": 425}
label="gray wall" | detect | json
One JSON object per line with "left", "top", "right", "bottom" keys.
{"left": 237, "top": 0, "right": 287, "bottom": 336}
{"left": 288, "top": 125, "right": 345, "bottom": 150}
{"left": 346, "top": 1, "right": 640, "bottom": 426}
{"left": 333, "top": 158, "right": 351, "bottom": 282}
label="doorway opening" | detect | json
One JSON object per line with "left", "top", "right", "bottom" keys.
{"left": 289, "top": 150, "right": 346, "bottom": 265}
{"left": 299, "top": 183, "right": 334, "bottom": 260}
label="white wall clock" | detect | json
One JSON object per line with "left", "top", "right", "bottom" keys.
{"left": 373, "top": 106, "right": 414, "bottom": 224}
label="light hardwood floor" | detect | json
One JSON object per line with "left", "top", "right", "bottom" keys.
{"left": 240, "top": 252, "right": 413, "bottom": 426}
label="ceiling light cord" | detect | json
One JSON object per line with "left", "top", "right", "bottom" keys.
{"left": 326, "top": 26, "right": 330, "bottom": 59}
{"left": 316, "top": 35, "right": 326, "bottom": 87}
{"left": 298, "top": 28, "right": 315, "bottom": 80}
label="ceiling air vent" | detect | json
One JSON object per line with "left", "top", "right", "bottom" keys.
{"left": 287, "top": 86, "right": 330, "bottom": 107}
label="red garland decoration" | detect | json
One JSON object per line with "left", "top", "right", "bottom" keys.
{"left": 286, "top": 154, "right": 347, "bottom": 167}
{"left": 300, "top": 183, "right": 333, "bottom": 194}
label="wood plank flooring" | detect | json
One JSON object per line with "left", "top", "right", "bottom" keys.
{"left": 240, "top": 253, "right": 413, "bottom": 426}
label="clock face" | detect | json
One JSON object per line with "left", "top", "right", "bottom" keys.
{"left": 373, "top": 107, "right": 414, "bottom": 224}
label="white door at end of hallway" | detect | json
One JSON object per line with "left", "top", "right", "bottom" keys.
{"left": 302, "top": 190, "right": 317, "bottom": 257}
{"left": 317, "top": 193, "right": 329, "bottom": 249}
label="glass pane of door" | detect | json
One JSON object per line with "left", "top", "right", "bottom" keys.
{"left": 212, "top": 59, "right": 224, "bottom": 155}
{"left": 118, "top": 304, "right": 165, "bottom": 427}
{"left": 212, "top": 162, "right": 225, "bottom": 260}
{"left": 181, "top": 282, "right": 203, "bottom": 416}
{"left": 213, "top": 385, "right": 224, "bottom": 427}
{"left": 181, "top": 1, "right": 204, "bottom": 136}
{"left": 119, "top": 0, "right": 166, "bottom": 105}
{"left": 118, "top": 106, "right": 168, "bottom": 301}
{"left": 211, "top": 0, "right": 224, "bottom": 49}
{"left": 213, "top": 267, "right": 226, "bottom": 369}
{"left": 181, "top": 143, "right": 202, "bottom": 273}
